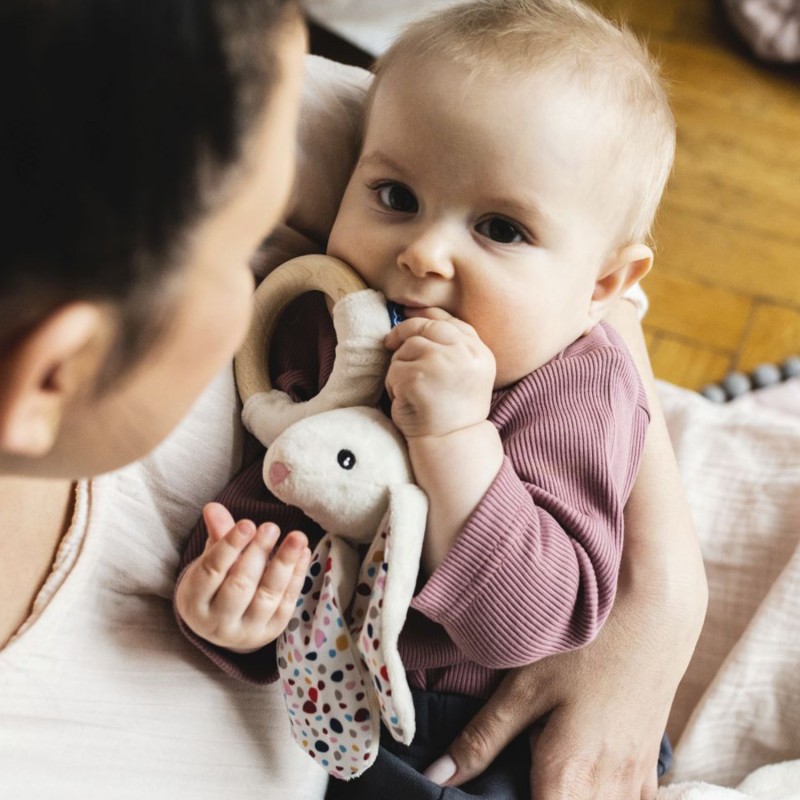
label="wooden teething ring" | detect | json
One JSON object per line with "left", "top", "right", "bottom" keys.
{"left": 234, "top": 254, "right": 367, "bottom": 404}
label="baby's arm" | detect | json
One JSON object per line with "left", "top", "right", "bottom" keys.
{"left": 175, "top": 502, "right": 310, "bottom": 654}
{"left": 386, "top": 309, "right": 647, "bottom": 666}
{"left": 416, "top": 353, "right": 646, "bottom": 667}
{"left": 384, "top": 308, "right": 503, "bottom": 574}
{"left": 174, "top": 294, "right": 333, "bottom": 679}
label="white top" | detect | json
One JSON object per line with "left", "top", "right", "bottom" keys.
{"left": 0, "top": 367, "right": 327, "bottom": 800}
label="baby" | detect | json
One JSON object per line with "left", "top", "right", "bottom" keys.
{"left": 175, "top": 0, "right": 676, "bottom": 796}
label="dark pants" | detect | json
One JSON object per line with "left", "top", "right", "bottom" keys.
{"left": 326, "top": 690, "right": 672, "bottom": 800}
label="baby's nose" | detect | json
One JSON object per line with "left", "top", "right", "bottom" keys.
{"left": 398, "top": 227, "right": 456, "bottom": 279}
{"left": 269, "top": 461, "right": 291, "bottom": 485}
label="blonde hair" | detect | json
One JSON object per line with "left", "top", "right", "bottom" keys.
{"left": 372, "top": 0, "right": 676, "bottom": 245}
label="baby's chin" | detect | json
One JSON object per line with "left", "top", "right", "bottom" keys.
{"left": 493, "top": 339, "right": 582, "bottom": 388}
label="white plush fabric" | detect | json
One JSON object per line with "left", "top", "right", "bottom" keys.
{"left": 243, "top": 286, "right": 392, "bottom": 447}
{"left": 659, "top": 759, "right": 800, "bottom": 798}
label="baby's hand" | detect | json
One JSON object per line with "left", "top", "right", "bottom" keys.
{"left": 175, "top": 502, "right": 311, "bottom": 654}
{"left": 384, "top": 308, "right": 496, "bottom": 440}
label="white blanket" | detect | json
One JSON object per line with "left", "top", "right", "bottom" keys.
{"left": 657, "top": 379, "right": 800, "bottom": 798}
{"left": 660, "top": 760, "right": 800, "bottom": 799}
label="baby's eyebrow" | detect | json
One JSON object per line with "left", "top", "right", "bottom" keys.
{"left": 358, "top": 151, "right": 408, "bottom": 177}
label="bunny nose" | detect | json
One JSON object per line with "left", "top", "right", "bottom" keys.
{"left": 269, "top": 461, "right": 291, "bottom": 485}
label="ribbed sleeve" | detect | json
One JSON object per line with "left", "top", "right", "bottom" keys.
{"left": 410, "top": 323, "right": 649, "bottom": 671}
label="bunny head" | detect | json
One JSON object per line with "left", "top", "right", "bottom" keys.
{"left": 264, "top": 406, "right": 414, "bottom": 544}
{"left": 234, "top": 255, "right": 428, "bottom": 780}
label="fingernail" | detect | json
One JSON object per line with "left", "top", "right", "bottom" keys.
{"left": 424, "top": 755, "right": 456, "bottom": 785}
{"left": 256, "top": 523, "right": 279, "bottom": 548}
{"left": 286, "top": 534, "right": 304, "bottom": 551}
{"left": 233, "top": 521, "right": 255, "bottom": 540}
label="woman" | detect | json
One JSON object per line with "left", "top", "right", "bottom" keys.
{"left": 0, "top": 1, "right": 706, "bottom": 797}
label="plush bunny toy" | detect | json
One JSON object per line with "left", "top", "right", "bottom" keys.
{"left": 234, "top": 255, "right": 428, "bottom": 780}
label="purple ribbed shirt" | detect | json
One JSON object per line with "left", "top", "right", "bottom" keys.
{"left": 175, "top": 294, "right": 649, "bottom": 698}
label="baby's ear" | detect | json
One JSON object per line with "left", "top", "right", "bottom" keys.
{"left": 588, "top": 243, "right": 653, "bottom": 323}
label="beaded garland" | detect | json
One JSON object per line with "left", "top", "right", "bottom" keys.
{"left": 700, "top": 356, "right": 800, "bottom": 403}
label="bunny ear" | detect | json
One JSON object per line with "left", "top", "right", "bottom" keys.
{"left": 277, "top": 534, "right": 382, "bottom": 780}
{"left": 353, "top": 484, "right": 428, "bottom": 745}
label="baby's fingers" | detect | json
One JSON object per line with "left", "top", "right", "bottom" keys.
{"left": 210, "top": 522, "right": 281, "bottom": 616}
{"left": 245, "top": 532, "right": 310, "bottom": 627}
{"left": 193, "top": 520, "right": 258, "bottom": 594}
{"left": 384, "top": 313, "right": 477, "bottom": 352}
{"left": 405, "top": 306, "right": 476, "bottom": 331}
{"left": 202, "top": 502, "right": 236, "bottom": 543}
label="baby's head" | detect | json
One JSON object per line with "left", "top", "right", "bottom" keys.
{"left": 328, "top": 0, "right": 675, "bottom": 386}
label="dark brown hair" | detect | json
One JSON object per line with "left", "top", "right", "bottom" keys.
{"left": 0, "top": 0, "right": 300, "bottom": 382}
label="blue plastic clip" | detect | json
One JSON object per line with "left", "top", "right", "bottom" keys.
{"left": 387, "top": 301, "right": 406, "bottom": 328}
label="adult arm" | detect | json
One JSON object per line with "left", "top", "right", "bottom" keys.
{"left": 430, "top": 299, "right": 707, "bottom": 799}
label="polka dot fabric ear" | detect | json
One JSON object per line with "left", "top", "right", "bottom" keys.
{"left": 277, "top": 535, "right": 382, "bottom": 780}
{"left": 350, "top": 507, "right": 418, "bottom": 746}
{"left": 352, "top": 528, "right": 409, "bottom": 742}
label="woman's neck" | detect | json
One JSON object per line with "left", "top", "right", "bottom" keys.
{"left": 0, "top": 475, "right": 75, "bottom": 648}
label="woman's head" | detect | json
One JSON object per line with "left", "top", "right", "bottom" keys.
{"left": 0, "top": 0, "right": 306, "bottom": 477}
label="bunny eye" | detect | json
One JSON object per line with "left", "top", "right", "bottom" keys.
{"left": 337, "top": 449, "right": 356, "bottom": 470}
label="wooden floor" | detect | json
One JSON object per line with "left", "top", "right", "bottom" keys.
{"left": 310, "top": 2, "right": 800, "bottom": 390}
{"left": 590, "top": 0, "right": 800, "bottom": 389}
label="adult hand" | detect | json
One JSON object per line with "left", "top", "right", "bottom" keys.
{"left": 427, "top": 571, "right": 699, "bottom": 799}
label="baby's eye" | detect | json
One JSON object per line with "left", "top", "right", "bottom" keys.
{"left": 476, "top": 217, "right": 526, "bottom": 244}
{"left": 376, "top": 183, "right": 418, "bottom": 213}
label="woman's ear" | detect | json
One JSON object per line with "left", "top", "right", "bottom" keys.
{"left": 0, "top": 304, "right": 105, "bottom": 457}
{"left": 589, "top": 243, "right": 653, "bottom": 323}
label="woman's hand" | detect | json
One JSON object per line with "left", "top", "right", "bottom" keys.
{"left": 431, "top": 562, "right": 700, "bottom": 798}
